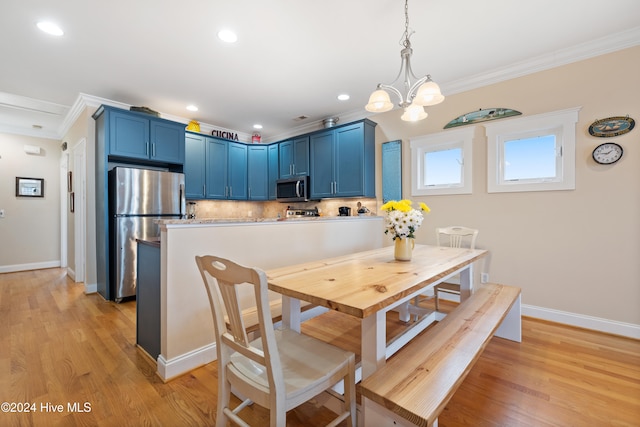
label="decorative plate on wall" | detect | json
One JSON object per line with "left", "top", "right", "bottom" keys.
{"left": 588, "top": 116, "right": 635, "bottom": 137}
{"left": 444, "top": 108, "right": 521, "bottom": 129}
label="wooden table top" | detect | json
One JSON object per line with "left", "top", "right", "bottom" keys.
{"left": 266, "top": 244, "right": 487, "bottom": 319}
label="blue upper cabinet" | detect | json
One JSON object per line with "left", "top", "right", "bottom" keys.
{"left": 150, "top": 120, "right": 185, "bottom": 163}
{"left": 109, "top": 110, "right": 149, "bottom": 160}
{"left": 279, "top": 136, "right": 309, "bottom": 178}
{"left": 310, "top": 120, "right": 377, "bottom": 199}
{"left": 228, "top": 142, "right": 248, "bottom": 200}
{"left": 206, "top": 138, "right": 229, "bottom": 199}
{"left": 184, "top": 133, "right": 206, "bottom": 199}
{"left": 107, "top": 107, "right": 185, "bottom": 165}
{"left": 248, "top": 145, "right": 269, "bottom": 200}
{"left": 309, "top": 131, "right": 335, "bottom": 198}
{"left": 268, "top": 144, "right": 279, "bottom": 200}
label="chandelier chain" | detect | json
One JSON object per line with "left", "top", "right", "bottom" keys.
{"left": 402, "top": 0, "right": 410, "bottom": 48}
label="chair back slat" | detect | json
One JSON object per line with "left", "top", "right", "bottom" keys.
{"left": 436, "top": 226, "right": 478, "bottom": 249}
{"left": 195, "top": 255, "right": 283, "bottom": 390}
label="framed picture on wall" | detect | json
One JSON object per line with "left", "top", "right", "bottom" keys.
{"left": 16, "top": 177, "right": 44, "bottom": 197}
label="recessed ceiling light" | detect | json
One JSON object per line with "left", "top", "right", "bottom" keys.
{"left": 217, "top": 29, "right": 238, "bottom": 43}
{"left": 253, "top": 124, "right": 263, "bottom": 130}
{"left": 186, "top": 105, "right": 198, "bottom": 112}
{"left": 338, "top": 94, "right": 350, "bottom": 101}
{"left": 37, "top": 21, "right": 64, "bottom": 36}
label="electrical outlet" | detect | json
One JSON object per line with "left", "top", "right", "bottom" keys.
{"left": 0, "top": 209, "right": 5, "bottom": 218}
{"left": 481, "top": 273, "right": 489, "bottom": 283}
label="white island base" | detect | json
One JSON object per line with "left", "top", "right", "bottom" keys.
{"left": 157, "top": 216, "right": 385, "bottom": 381}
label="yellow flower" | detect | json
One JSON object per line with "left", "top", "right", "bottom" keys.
{"left": 382, "top": 199, "right": 430, "bottom": 240}
{"left": 381, "top": 201, "right": 394, "bottom": 211}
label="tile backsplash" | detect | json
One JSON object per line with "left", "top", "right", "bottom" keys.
{"left": 191, "top": 198, "right": 379, "bottom": 219}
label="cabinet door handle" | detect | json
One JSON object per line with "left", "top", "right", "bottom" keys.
{"left": 202, "top": 184, "right": 206, "bottom": 196}
{"left": 145, "top": 142, "right": 149, "bottom": 156}
{"left": 152, "top": 143, "right": 156, "bottom": 157}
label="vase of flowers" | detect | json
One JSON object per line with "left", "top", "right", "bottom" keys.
{"left": 381, "top": 199, "right": 430, "bottom": 261}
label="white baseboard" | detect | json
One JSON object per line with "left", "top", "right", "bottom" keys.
{"left": 436, "top": 292, "right": 639, "bottom": 339}
{"left": 84, "top": 282, "right": 97, "bottom": 294}
{"left": 67, "top": 268, "right": 76, "bottom": 281}
{"left": 0, "top": 260, "right": 61, "bottom": 273}
{"left": 156, "top": 344, "right": 217, "bottom": 382}
{"left": 522, "top": 304, "right": 640, "bottom": 339}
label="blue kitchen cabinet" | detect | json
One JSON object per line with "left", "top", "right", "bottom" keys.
{"left": 309, "top": 120, "right": 376, "bottom": 199}
{"left": 108, "top": 108, "right": 185, "bottom": 165}
{"left": 268, "top": 143, "right": 279, "bottom": 199}
{"left": 248, "top": 145, "right": 268, "bottom": 200}
{"left": 206, "top": 138, "right": 228, "bottom": 199}
{"left": 279, "top": 136, "right": 309, "bottom": 178}
{"left": 186, "top": 135, "right": 250, "bottom": 200}
{"left": 309, "top": 131, "right": 335, "bottom": 198}
{"left": 136, "top": 240, "right": 161, "bottom": 360}
{"left": 228, "top": 142, "right": 248, "bottom": 200}
{"left": 184, "top": 133, "right": 206, "bottom": 198}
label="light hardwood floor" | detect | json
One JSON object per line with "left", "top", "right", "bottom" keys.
{"left": 1, "top": 268, "right": 638, "bottom": 426}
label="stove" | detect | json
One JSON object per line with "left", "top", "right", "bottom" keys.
{"left": 285, "top": 207, "right": 320, "bottom": 218}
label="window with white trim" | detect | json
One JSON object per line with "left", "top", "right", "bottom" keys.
{"left": 410, "top": 127, "right": 474, "bottom": 196}
{"left": 486, "top": 107, "right": 580, "bottom": 193}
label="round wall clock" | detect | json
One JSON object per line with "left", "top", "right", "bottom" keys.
{"left": 592, "top": 142, "right": 623, "bottom": 165}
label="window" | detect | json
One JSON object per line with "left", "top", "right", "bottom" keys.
{"left": 410, "top": 127, "right": 474, "bottom": 196}
{"left": 486, "top": 107, "right": 580, "bottom": 193}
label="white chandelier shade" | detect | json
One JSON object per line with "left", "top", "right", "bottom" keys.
{"left": 365, "top": 89, "right": 394, "bottom": 113}
{"left": 364, "top": 0, "right": 444, "bottom": 122}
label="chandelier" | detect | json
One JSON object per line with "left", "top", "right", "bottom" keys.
{"left": 365, "top": 0, "right": 444, "bottom": 122}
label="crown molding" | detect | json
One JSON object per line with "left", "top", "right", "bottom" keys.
{"left": 443, "top": 26, "right": 640, "bottom": 95}
{"left": 59, "top": 94, "right": 253, "bottom": 142}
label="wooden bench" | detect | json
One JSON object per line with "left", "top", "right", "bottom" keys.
{"left": 360, "top": 283, "right": 522, "bottom": 427}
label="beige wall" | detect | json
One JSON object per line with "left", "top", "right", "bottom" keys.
{"left": 371, "top": 46, "right": 639, "bottom": 327}
{"left": 0, "top": 133, "right": 61, "bottom": 270}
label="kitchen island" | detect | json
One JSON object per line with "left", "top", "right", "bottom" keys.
{"left": 156, "top": 215, "right": 385, "bottom": 381}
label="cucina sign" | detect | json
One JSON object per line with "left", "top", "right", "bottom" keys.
{"left": 211, "top": 129, "right": 239, "bottom": 141}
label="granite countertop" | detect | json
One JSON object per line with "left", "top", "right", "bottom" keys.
{"left": 157, "top": 215, "right": 381, "bottom": 225}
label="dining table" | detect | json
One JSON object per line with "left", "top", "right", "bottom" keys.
{"left": 266, "top": 244, "right": 488, "bottom": 380}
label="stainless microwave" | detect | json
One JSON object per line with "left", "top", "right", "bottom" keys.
{"left": 276, "top": 176, "right": 310, "bottom": 202}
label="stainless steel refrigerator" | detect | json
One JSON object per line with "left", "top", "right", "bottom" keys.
{"left": 108, "top": 167, "right": 185, "bottom": 302}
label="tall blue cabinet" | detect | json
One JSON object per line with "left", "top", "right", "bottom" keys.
{"left": 92, "top": 105, "right": 185, "bottom": 301}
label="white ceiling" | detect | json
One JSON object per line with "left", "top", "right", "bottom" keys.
{"left": 2, "top": 0, "right": 640, "bottom": 141}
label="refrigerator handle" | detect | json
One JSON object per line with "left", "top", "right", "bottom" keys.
{"left": 179, "top": 183, "right": 186, "bottom": 219}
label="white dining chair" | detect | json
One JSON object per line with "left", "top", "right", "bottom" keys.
{"left": 433, "top": 226, "right": 479, "bottom": 310}
{"left": 195, "top": 255, "right": 356, "bottom": 427}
